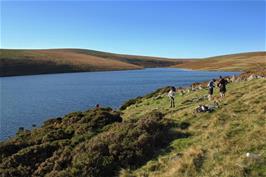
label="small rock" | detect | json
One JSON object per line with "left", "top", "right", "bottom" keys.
{"left": 230, "top": 75, "right": 236, "bottom": 82}
{"left": 246, "top": 152, "right": 261, "bottom": 159}
{"left": 247, "top": 74, "right": 257, "bottom": 81}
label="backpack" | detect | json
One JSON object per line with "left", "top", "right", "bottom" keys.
{"left": 171, "top": 86, "right": 176, "bottom": 92}
{"left": 208, "top": 81, "right": 214, "bottom": 88}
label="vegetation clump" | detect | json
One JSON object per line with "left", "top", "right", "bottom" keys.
{"left": 0, "top": 108, "right": 182, "bottom": 177}
{"left": 0, "top": 108, "right": 122, "bottom": 176}
{"left": 70, "top": 111, "right": 175, "bottom": 177}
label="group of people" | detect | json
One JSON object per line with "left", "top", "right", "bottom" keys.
{"left": 168, "top": 76, "right": 228, "bottom": 108}
{"left": 207, "top": 76, "right": 228, "bottom": 101}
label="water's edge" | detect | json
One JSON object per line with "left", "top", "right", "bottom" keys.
{"left": 0, "top": 68, "right": 240, "bottom": 140}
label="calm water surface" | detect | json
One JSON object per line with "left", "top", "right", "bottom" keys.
{"left": 0, "top": 68, "right": 239, "bottom": 140}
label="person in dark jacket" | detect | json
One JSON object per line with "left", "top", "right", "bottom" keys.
{"left": 207, "top": 79, "right": 216, "bottom": 101}
{"left": 217, "top": 76, "right": 228, "bottom": 98}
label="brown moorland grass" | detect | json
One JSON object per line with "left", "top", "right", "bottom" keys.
{"left": 0, "top": 49, "right": 185, "bottom": 76}
{"left": 174, "top": 51, "right": 266, "bottom": 72}
{"left": 1, "top": 49, "right": 265, "bottom": 76}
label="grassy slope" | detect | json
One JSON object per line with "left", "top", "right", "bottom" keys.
{"left": 0, "top": 49, "right": 186, "bottom": 76}
{"left": 174, "top": 51, "right": 266, "bottom": 72}
{"left": 121, "top": 78, "right": 266, "bottom": 177}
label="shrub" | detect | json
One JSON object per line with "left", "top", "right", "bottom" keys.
{"left": 0, "top": 108, "right": 123, "bottom": 177}
{"left": 0, "top": 109, "right": 181, "bottom": 177}
{"left": 42, "top": 128, "right": 73, "bottom": 142}
{"left": 79, "top": 108, "right": 122, "bottom": 130}
{"left": 0, "top": 143, "right": 60, "bottom": 177}
{"left": 71, "top": 111, "right": 172, "bottom": 177}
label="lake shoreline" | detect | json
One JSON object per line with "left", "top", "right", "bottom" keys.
{"left": 0, "top": 68, "right": 242, "bottom": 141}
{"left": 0, "top": 66, "right": 243, "bottom": 78}
{"left": 0, "top": 67, "right": 145, "bottom": 77}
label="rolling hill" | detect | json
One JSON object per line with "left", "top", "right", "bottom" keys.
{"left": 1, "top": 49, "right": 265, "bottom": 77}
{"left": 174, "top": 51, "right": 266, "bottom": 72}
{"left": 0, "top": 49, "right": 189, "bottom": 77}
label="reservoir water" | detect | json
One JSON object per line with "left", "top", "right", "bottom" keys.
{"left": 0, "top": 68, "right": 239, "bottom": 140}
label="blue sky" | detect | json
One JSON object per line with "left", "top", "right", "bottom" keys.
{"left": 1, "top": 1, "right": 265, "bottom": 58}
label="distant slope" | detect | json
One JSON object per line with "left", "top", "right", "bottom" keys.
{"left": 1, "top": 49, "right": 265, "bottom": 77}
{"left": 0, "top": 49, "right": 188, "bottom": 77}
{"left": 174, "top": 51, "right": 266, "bottom": 72}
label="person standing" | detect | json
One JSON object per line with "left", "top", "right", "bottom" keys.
{"left": 95, "top": 104, "right": 100, "bottom": 109}
{"left": 207, "top": 79, "right": 216, "bottom": 101}
{"left": 168, "top": 87, "right": 176, "bottom": 108}
{"left": 217, "top": 76, "right": 228, "bottom": 98}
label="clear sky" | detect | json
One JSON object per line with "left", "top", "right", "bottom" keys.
{"left": 1, "top": 0, "right": 265, "bottom": 58}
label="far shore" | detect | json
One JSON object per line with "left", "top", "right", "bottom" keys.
{"left": 1, "top": 49, "right": 265, "bottom": 77}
